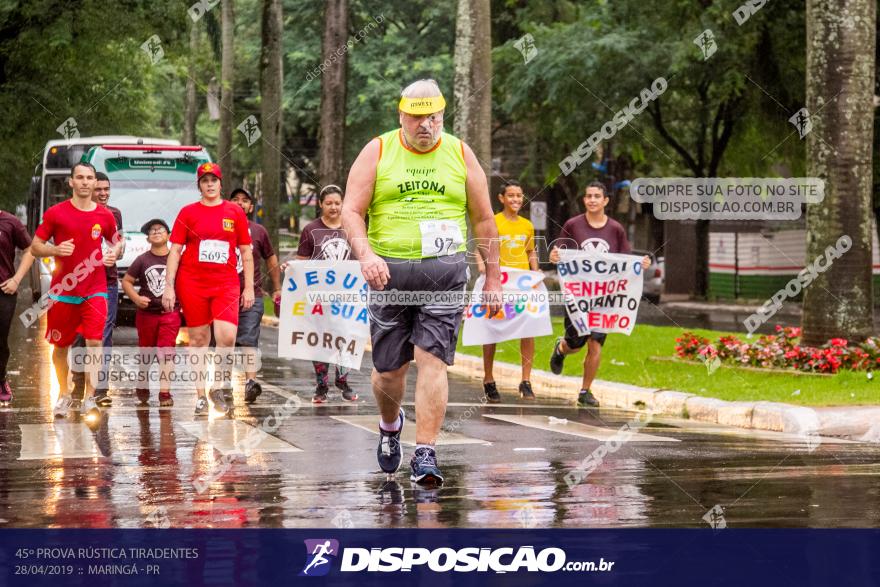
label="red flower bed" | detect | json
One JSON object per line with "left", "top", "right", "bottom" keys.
{"left": 674, "top": 325, "right": 878, "bottom": 374}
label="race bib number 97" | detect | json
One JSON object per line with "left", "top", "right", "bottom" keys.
{"left": 199, "top": 239, "right": 230, "bottom": 264}
{"left": 420, "top": 220, "right": 464, "bottom": 257}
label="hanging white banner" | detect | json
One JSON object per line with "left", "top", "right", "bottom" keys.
{"left": 462, "top": 268, "right": 553, "bottom": 345}
{"left": 277, "top": 260, "right": 370, "bottom": 369}
{"left": 557, "top": 250, "right": 644, "bottom": 336}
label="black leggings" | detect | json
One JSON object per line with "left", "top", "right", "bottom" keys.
{"left": 0, "top": 292, "right": 17, "bottom": 382}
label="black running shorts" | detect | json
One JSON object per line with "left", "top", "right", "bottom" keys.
{"left": 368, "top": 253, "right": 468, "bottom": 373}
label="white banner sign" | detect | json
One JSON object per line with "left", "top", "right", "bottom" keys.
{"left": 462, "top": 268, "right": 553, "bottom": 345}
{"left": 557, "top": 250, "right": 644, "bottom": 336}
{"left": 277, "top": 260, "right": 371, "bottom": 369}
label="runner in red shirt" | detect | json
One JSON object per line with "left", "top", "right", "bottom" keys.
{"left": 162, "top": 163, "right": 254, "bottom": 417}
{"left": 30, "top": 162, "right": 121, "bottom": 422}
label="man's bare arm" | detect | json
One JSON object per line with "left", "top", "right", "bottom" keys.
{"left": 342, "top": 138, "right": 380, "bottom": 260}
{"left": 265, "top": 254, "right": 282, "bottom": 296}
{"left": 463, "top": 143, "right": 500, "bottom": 283}
{"left": 342, "top": 138, "right": 390, "bottom": 290}
{"left": 30, "top": 236, "right": 57, "bottom": 258}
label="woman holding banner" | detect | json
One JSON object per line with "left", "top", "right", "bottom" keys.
{"left": 293, "top": 184, "right": 360, "bottom": 404}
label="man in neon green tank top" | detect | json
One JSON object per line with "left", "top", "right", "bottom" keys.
{"left": 343, "top": 79, "right": 501, "bottom": 486}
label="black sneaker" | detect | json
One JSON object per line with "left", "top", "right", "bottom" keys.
{"left": 208, "top": 388, "right": 230, "bottom": 414}
{"left": 410, "top": 446, "right": 444, "bottom": 485}
{"left": 377, "top": 407, "right": 405, "bottom": 474}
{"left": 194, "top": 396, "right": 210, "bottom": 417}
{"left": 549, "top": 337, "right": 566, "bottom": 375}
{"left": 519, "top": 381, "right": 536, "bottom": 400}
{"left": 577, "top": 389, "right": 600, "bottom": 408}
{"left": 244, "top": 380, "right": 262, "bottom": 404}
{"left": 483, "top": 381, "right": 501, "bottom": 404}
{"left": 222, "top": 385, "right": 234, "bottom": 406}
{"left": 135, "top": 389, "right": 150, "bottom": 406}
{"left": 336, "top": 379, "right": 358, "bottom": 402}
{"left": 94, "top": 389, "right": 112, "bottom": 407}
{"left": 312, "top": 385, "right": 329, "bottom": 404}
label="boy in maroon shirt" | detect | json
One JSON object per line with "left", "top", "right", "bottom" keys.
{"left": 0, "top": 209, "right": 35, "bottom": 406}
{"left": 549, "top": 181, "right": 650, "bottom": 408}
{"left": 122, "top": 219, "right": 181, "bottom": 407}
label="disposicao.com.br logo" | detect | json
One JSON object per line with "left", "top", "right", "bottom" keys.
{"left": 299, "top": 539, "right": 615, "bottom": 575}
{"left": 300, "top": 539, "right": 339, "bottom": 577}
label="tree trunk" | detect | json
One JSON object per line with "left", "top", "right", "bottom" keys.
{"left": 260, "top": 0, "right": 283, "bottom": 253}
{"left": 453, "top": 0, "right": 492, "bottom": 177}
{"left": 802, "top": 0, "right": 875, "bottom": 345}
{"left": 318, "top": 0, "right": 348, "bottom": 187}
{"left": 183, "top": 23, "right": 199, "bottom": 145}
{"left": 218, "top": 0, "right": 235, "bottom": 176}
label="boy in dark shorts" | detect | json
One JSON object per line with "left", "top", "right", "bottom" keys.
{"left": 230, "top": 188, "right": 281, "bottom": 404}
{"left": 122, "top": 219, "right": 181, "bottom": 407}
{"left": 549, "top": 181, "right": 650, "bottom": 408}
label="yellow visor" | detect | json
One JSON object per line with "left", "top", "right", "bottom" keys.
{"left": 398, "top": 95, "right": 446, "bottom": 115}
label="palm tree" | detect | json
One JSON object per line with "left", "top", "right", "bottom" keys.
{"left": 318, "top": 0, "right": 349, "bottom": 187}
{"left": 801, "top": 0, "right": 876, "bottom": 345}
{"left": 260, "top": 0, "right": 283, "bottom": 253}
{"left": 183, "top": 22, "right": 199, "bottom": 145}
{"left": 217, "top": 0, "right": 235, "bottom": 176}
{"left": 453, "top": 0, "right": 492, "bottom": 175}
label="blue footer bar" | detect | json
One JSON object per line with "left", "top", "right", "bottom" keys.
{"left": 1, "top": 529, "right": 877, "bottom": 586}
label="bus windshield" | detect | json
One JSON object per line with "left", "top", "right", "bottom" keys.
{"left": 106, "top": 175, "right": 200, "bottom": 232}
{"left": 96, "top": 152, "right": 210, "bottom": 232}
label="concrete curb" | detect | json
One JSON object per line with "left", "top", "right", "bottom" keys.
{"left": 259, "top": 314, "right": 876, "bottom": 441}
{"left": 447, "top": 352, "right": 879, "bottom": 442}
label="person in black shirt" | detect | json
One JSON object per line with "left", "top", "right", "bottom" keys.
{"left": 0, "top": 210, "right": 34, "bottom": 405}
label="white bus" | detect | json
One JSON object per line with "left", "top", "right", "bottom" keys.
{"left": 26, "top": 136, "right": 186, "bottom": 300}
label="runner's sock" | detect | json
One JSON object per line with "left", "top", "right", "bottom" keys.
{"left": 379, "top": 418, "right": 400, "bottom": 432}
{"left": 379, "top": 416, "right": 401, "bottom": 432}
{"left": 416, "top": 444, "right": 434, "bottom": 452}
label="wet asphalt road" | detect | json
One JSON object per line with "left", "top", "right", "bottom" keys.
{"left": 1, "top": 296, "right": 880, "bottom": 529}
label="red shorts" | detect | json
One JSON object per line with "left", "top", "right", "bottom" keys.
{"left": 177, "top": 278, "right": 240, "bottom": 327}
{"left": 46, "top": 296, "right": 107, "bottom": 347}
{"left": 135, "top": 310, "right": 182, "bottom": 352}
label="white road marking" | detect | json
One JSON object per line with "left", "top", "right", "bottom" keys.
{"left": 18, "top": 423, "right": 103, "bottom": 460}
{"left": 330, "top": 415, "right": 491, "bottom": 446}
{"left": 483, "top": 414, "right": 679, "bottom": 443}
{"left": 405, "top": 401, "right": 572, "bottom": 409}
{"left": 178, "top": 420, "right": 303, "bottom": 454}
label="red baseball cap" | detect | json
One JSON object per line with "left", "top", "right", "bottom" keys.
{"left": 197, "top": 162, "right": 222, "bottom": 180}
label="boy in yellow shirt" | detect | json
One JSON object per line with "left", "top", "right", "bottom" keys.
{"left": 476, "top": 180, "right": 538, "bottom": 402}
